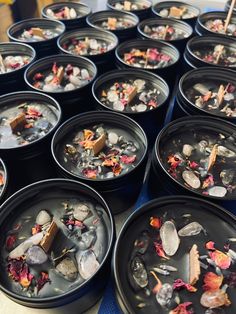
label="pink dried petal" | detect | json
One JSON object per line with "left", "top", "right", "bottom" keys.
{"left": 170, "top": 302, "right": 193, "bottom": 314}
{"left": 120, "top": 155, "right": 136, "bottom": 164}
{"left": 36, "top": 272, "right": 50, "bottom": 293}
{"left": 154, "top": 242, "right": 169, "bottom": 259}
{"left": 173, "top": 279, "right": 197, "bottom": 292}
{"left": 6, "top": 235, "right": 17, "bottom": 251}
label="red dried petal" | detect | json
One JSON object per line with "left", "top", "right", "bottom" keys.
{"left": 173, "top": 279, "right": 197, "bottom": 292}
{"left": 36, "top": 272, "right": 50, "bottom": 294}
{"left": 148, "top": 99, "right": 158, "bottom": 108}
{"left": 33, "top": 73, "right": 44, "bottom": 81}
{"left": 209, "top": 250, "right": 231, "bottom": 270}
{"left": 32, "top": 224, "right": 42, "bottom": 235}
{"left": 52, "top": 62, "right": 58, "bottom": 74}
{"left": 169, "top": 302, "right": 193, "bottom": 314}
{"left": 8, "top": 259, "right": 34, "bottom": 288}
{"left": 112, "top": 163, "right": 122, "bottom": 176}
{"left": 203, "top": 272, "right": 223, "bottom": 291}
{"left": 154, "top": 242, "right": 169, "bottom": 259}
{"left": 167, "top": 155, "right": 181, "bottom": 169}
{"left": 150, "top": 217, "right": 161, "bottom": 229}
{"left": 202, "top": 175, "right": 214, "bottom": 189}
{"left": 10, "top": 63, "right": 21, "bottom": 69}
{"left": 74, "top": 220, "right": 84, "bottom": 228}
{"left": 82, "top": 168, "right": 97, "bottom": 179}
{"left": 26, "top": 107, "right": 42, "bottom": 119}
{"left": 189, "top": 161, "right": 199, "bottom": 169}
{"left": 6, "top": 235, "right": 17, "bottom": 251}
{"left": 0, "top": 173, "right": 5, "bottom": 186}
{"left": 120, "top": 155, "right": 136, "bottom": 164}
{"left": 206, "top": 241, "right": 215, "bottom": 250}
{"left": 19, "top": 264, "right": 34, "bottom": 288}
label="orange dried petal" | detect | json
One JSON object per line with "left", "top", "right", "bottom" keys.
{"left": 150, "top": 217, "right": 161, "bottom": 229}
{"left": 203, "top": 272, "right": 223, "bottom": 291}
{"left": 206, "top": 241, "right": 215, "bottom": 250}
{"left": 209, "top": 250, "right": 231, "bottom": 269}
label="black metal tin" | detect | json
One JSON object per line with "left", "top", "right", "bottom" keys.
{"left": 113, "top": 195, "right": 236, "bottom": 313}
{"left": 115, "top": 38, "right": 180, "bottom": 86}
{"left": 184, "top": 35, "right": 236, "bottom": 71}
{"left": 195, "top": 11, "right": 236, "bottom": 38}
{"left": 86, "top": 10, "right": 139, "bottom": 43}
{"left": 107, "top": 0, "right": 152, "bottom": 21}
{"left": 51, "top": 111, "right": 148, "bottom": 214}
{"left": 172, "top": 67, "right": 236, "bottom": 123}
{"left": 152, "top": 1, "right": 200, "bottom": 28}
{"left": 0, "top": 42, "right": 36, "bottom": 96}
{"left": 57, "top": 28, "right": 118, "bottom": 75}
{"left": 148, "top": 115, "right": 236, "bottom": 213}
{"left": 138, "top": 17, "right": 193, "bottom": 53}
{"left": 92, "top": 69, "right": 170, "bottom": 144}
{"left": 24, "top": 54, "right": 97, "bottom": 121}
{"left": 0, "top": 178, "right": 115, "bottom": 310}
{"left": 7, "top": 18, "right": 65, "bottom": 59}
{"left": 41, "top": 2, "right": 92, "bottom": 31}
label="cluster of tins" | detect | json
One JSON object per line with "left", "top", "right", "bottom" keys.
{"left": 0, "top": 0, "right": 235, "bottom": 313}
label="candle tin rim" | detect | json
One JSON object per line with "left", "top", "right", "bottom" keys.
{"left": 178, "top": 66, "right": 236, "bottom": 121}
{"left": 115, "top": 38, "right": 180, "bottom": 70}
{"left": 152, "top": 0, "right": 200, "bottom": 20}
{"left": 0, "top": 42, "right": 36, "bottom": 77}
{"left": 113, "top": 194, "right": 236, "bottom": 314}
{"left": 196, "top": 11, "right": 236, "bottom": 38}
{"left": 24, "top": 54, "right": 98, "bottom": 95}
{"left": 154, "top": 115, "right": 236, "bottom": 201}
{"left": 86, "top": 9, "right": 139, "bottom": 32}
{"left": 51, "top": 110, "right": 148, "bottom": 183}
{"left": 41, "top": 1, "right": 91, "bottom": 21}
{"left": 57, "top": 27, "right": 119, "bottom": 57}
{"left": 138, "top": 17, "right": 193, "bottom": 42}
{"left": 0, "top": 178, "right": 115, "bottom": 305}
{"left": 185, "top": 35, "right": 236, "bottom": 69}
{"left": 92, "top": 68, "right": 170, "bottom": 115}
{"left": 107, "top": 0, "right": 153, "bottom": 13}
{"left": 0, "top": 90, "right": 62, "bottom": 151}
{"left": 7, "top": 18, "right": 66, "bottom": 44}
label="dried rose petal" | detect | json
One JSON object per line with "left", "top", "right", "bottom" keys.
{"left": 82, "top": 168, "right": 97, "bottom": 179}
{"left": 36, "top": 272, "right": 50, "bottom": 293}
{"left": 169, "top": 302, "right": 193, "bottom": 314}
{"left": 202, "top": 175, "right": 214, "bottom": 189}
{"left": 26, "top": 107, "right": 42, "bottom": 118}
{"left": 33, "top": 73, "right": 44, "bottom": 81}
{"left": 5, "top": 235, "right": 17, "bottom": 251}
{"left": 52, "top": 62, "right": 58, "bottom": 74}
{"left": 19, "top": 264, "right": 34, "bottom": 288}
{"left": 206, "top": 241, "right": 215, "bottom": 250}
{"left": 173, "top": 279, "right": 197, "bottom": 292}
{"left": 32, "top": 224, "right": 42, "bottom": 235}
{"left": 150, "top": 217, "right": 161, "bottom": 229}
{"left": 203, "top": 272, "right": 223, "bottom": 291}
{"left": 154, "top": 242, "right": 169, "bottom": 259}
{"left": 188, "top": 161, "right": 199, "bottom": 169}
{"left": 120, "top": 155, "right": 136, "bottom": 164}
{"left": 112, "top": 163, "right": 122, "bottom": 176}
{"left": 11, "top": 63, "right": 21, "bottom": 69}
{"left": 148, "top": 99, "right": 158, "bottom": 108}
{"left": 209, "top": 250, "right": 231, "bottom": 269}
{"left": 167, "top": 155, "right": 181, "bottom": 169}
{"left": 8, "top": 258, "right": 34, "bottom": 288}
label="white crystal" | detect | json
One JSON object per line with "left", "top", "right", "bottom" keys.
{"left": 113, "top": 100, "right": 124, "bottom": 111}
{"left": 160, "top": 221, "right": 180, "bottom": 256}
{"left": 69, "top": 75, "right": 81, "bottom": 86}
{"left": 136, "top": 104, "right": 147, "bottom": 112}
{"left": 182, "top": 170, "right": 201, "bottom": 189}
{"left": 77, "top": 250, "right": 100, "bottom": 280}
{"left": 36, "top": 210, "right": 51, "bottom": 225}
{"left": 182, "top": 144, "right": 194, "bottom": 157}
{"left": 208, "top": 186, "right": 227, "bottom": 198}
{"left": 70, "top": 8, "right": 77, "bottom": 19}
{"left": 81, "top": 69, "right": 90, "bottom": 80}
{"left": 9, "top": 232, "right": 44, "bottom": 259}
{"left": 108, "top": 132, "right": 119, "bottom": 144}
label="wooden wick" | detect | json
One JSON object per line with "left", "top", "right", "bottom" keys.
{"left": 215, "top": 45, "right": 224, "bottom": 64}
{"left": 224, "top": 0, "right": 236, "bottom": 32}
{"left": 0, "top": 54, "right": 5, "bottom": 73}
{"left": 163, "top": 25, "right": 169, "bottom": 40}
{"left": 145, "top": 48, "right": 150, "bottom": 68}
